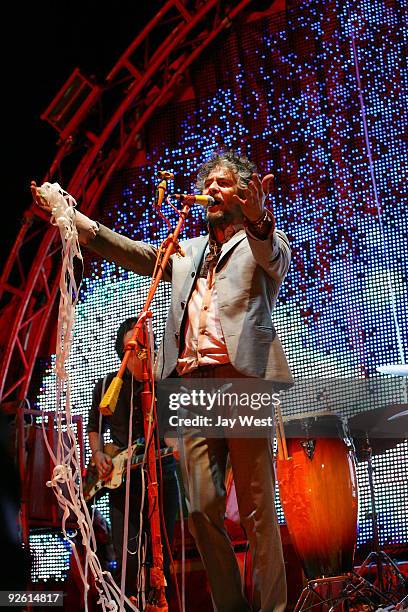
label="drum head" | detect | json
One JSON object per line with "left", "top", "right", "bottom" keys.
{"left": 282, "top": 411, "right": 349, "bottom": 439}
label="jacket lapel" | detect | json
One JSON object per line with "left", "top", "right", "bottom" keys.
{"left": 175, "top": 235, "right": 208, "bottom": 303}
{"left": 190, "top": 234, "right": 208, "bottom": 273}
{"left": 216, "top": 229, "right": 246, "bottom": 270}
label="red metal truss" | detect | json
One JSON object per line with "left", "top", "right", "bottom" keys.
{"left": 0, "top": 0, "right": 256, "bottom": 403}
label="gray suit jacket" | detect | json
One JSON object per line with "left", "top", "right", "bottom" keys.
{"left": 88, "top": 225, "right": 293, "bottom": 386}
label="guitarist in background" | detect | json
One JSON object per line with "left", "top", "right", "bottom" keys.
{"left": 87, "top": 317, "right": 178, "bottom": 600}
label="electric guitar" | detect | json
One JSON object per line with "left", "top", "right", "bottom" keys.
{"left": 83, "top": 441, "right": 173, "bottom": 502}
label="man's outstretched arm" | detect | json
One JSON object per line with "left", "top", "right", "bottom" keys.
{"left": 31, "top": 180, "right": 172, "bottom": 280}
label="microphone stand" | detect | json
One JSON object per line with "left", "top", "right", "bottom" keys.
{"left": 99, "top": 186, "right": 195, "bottom": 611}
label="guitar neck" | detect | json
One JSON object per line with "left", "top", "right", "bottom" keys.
{"left": 130, "top": 445, "right": 173, "bottom": 469}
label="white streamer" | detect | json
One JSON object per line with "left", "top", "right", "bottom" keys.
{"left": 39, "top": 182, "right": 138, "bottom": 611}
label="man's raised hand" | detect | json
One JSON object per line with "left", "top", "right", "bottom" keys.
{"left": 233, "top": 172, "right": 274, "bottom": 222}
{"left": 30, "top": 180, "right": 52, "bottom": 214}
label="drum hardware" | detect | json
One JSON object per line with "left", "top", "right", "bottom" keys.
{"left": 376, "top": 365, "right": 408, "bottom": 377}
{"left": 293, "top": 572, "right": 395, "bottom": 612}
{"left": 376, "top": 366, "right": 408, "bottom": 612}
{"left": 353, "top": 436, "right": 407, "bottom": 604}
{"left": 349, "top": 405, "right": 408, "bottom": 605}
{"left": 300, "top": 439, "right": 315, "bottom": 460}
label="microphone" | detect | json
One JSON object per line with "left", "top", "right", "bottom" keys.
{"left": 157, "top": 170, "right": 174, "bottom": 180}
{"left": 155, "top": 170, "right": 174, "bottom": 209}
{"left": 174, "top": 194, "right": 215, "bottom": 206}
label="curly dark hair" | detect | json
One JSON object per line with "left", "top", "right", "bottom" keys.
{"left": 114, "top": 317, "right": 139, "bottom": 360}
{"left": 195, "top": 150, "right": 257, "bottom": 192}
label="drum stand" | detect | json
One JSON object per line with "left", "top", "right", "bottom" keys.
{"left": 293, "top": 573, "right": 395, "bottom": 612}
{"left": 355, "top": 437, "right": 408, "bottom": 604}
{"left": 293, "top": 436, "right": 407, "bottom": 611}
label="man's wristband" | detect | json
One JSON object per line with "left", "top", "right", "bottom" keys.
{"left": 244, "top": 209, "right": 276, "bottom": 240}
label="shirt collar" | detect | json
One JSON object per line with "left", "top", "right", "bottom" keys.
{"left": 208, "top": 222, "right": 244, "bottom": 249}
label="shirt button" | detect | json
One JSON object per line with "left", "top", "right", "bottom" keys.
{"left": 203, "top": 305, "right": 208, "bottom": 310}
{"left": 191, "top": 272, "right": 195, "bottom": 277}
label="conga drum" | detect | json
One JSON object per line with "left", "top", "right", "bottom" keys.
{"left": 276, "top": 411, "right": 358, "bottom": 579}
